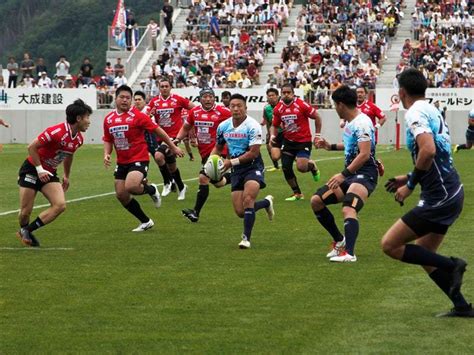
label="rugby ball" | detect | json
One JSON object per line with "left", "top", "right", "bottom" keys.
{"left": 204, "top": 155, "right": 224, "bottom": 181}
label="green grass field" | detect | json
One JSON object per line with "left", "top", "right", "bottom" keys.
{"left": 0, "top": 144, "right": 473, "bottom": 353}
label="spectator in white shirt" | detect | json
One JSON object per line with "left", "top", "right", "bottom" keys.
{"left": 55, "top": 55, "right": 70, "bottom": 81}
{"left": 113, "top": 72, "right": 128, "bottom": 86}
{"left": 38, "top": 72, "right": 52, "bottom": 88}
{"left": 287, "top": 29, "right": 299, "bottom": 47}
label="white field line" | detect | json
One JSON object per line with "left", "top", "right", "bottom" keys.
{"left": 0, "top": 149, "right": 393, "bottom": 217}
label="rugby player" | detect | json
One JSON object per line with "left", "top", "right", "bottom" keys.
{"left": 261, "top": 88, "right": 281, "bottom": 172}
{"left": 453, "top": 109, "right": 474, "bottom": 152}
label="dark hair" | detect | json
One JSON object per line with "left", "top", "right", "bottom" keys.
{"left": 159, "top": 77, "right": 172, "bottom": 86}
{"left": 398, "top": 68, "right": 427, "bottom": 97}
{"left": 115, "top": 85, "right": 133, "bottom": 98}
{"left": 134, "top": 91, "right": 146, "bottom": 100}
{"left": 229, "top": 93, "right": 247, "bottom": 103}
{"left": 221, "top": 91, "right": 231, "bottom": 98}
{"left": 281, "top": 83, "right": 294, "bottom": 92}
{"left": 331, "top": 85, "right": 357, "bottom": 108}
{"left": 356, "top": 86, "right": 368, "bottom": 93}
{"left": 66, "top": 99, "right": 93, "bottom": 124}
{"left": 266, "top": 88, "right": 279, "bottom": 95}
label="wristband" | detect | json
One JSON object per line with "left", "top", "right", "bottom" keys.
{"left": 407, "top": 168, "right": 427, "bottom": 190}
{"left": 341, "top": 168, "right": 352, "bottom": 177}
{"left": 314, "top": 133, "right": 322, "bottom": 138}
{"left": 230, "top": 158, "right": 240, "bottom": 166}
{"left": 330, "top": 143, "right": 338, "bottom": 151}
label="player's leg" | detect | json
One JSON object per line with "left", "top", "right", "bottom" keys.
{"left": 311, "top": 185, "right": 345, "bottom": 256}
{"left": 454, "top": 130, "right": 473, "bottom": 152}
{"left": 124, "top": 164, "right": 161, "bottom": 208}
{"left": 281, "top": 151, "right": 303, "bottom": 200}
{"left": 166, "top": 150, "right": 186, "bottom": 200}
{"left": 295, "top": 147, "right": 319, "bottom": 182}
{"left": 332, "top": 182, "right": 369, "bottom": 261}
{"left": 265, "top": 130, "right": 279, "bottom": 171}
{"left": 183, "top": 137, "right": 194, "bottom": 161}
{"left": 17, "top": 186, "right": 39, "bottom": 246}
{"left": 154, "top": 148, "right": 173, "bottom": 196}
{"left": 416, "top": 234, "right": 472, "bottom": 316}
{"left": 238, "top": 180, "right": 261, "bottom": 248}
{"left": 183, "top": 172, "right": 209, "bottom": 222}
{"left": 115, "top": 169, "right": 153, "bottom": 231}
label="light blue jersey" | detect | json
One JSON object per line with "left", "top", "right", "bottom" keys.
{"left": 217, "top": 116, "right": 263, "bottom": 159}
{"left": 405, "top": 100, "right": 461, "bottom": 204}
{"left": 343, "top": 113, "right": 377, "bottom": 177}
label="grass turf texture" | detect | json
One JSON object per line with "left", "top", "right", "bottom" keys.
{"left": 0, "top": 144, "right": 472, "bottom": 353}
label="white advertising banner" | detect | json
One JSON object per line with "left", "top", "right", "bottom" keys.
{"left": 376, "top": 88, "right": 474, "bottom": 111}
{"left": 0, "top": 88, "right": 97, "bottom": 110}
{"left": 172, "top": 88, "right": 304, "bottom": 111}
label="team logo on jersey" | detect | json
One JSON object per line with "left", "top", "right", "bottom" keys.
{"left": 126, "top": 117, "right": 133, "bottom": 122}
{"left": 163, "top": 103, "right": 169, "bottom": 107}
{"left": 68, "top": 143, "right": 74, "bottom": 148}
{"left": 115, "top": 118, "right": 122, "bottom": 123}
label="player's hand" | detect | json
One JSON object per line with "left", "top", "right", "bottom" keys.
{"left": 190, "top": 138, "right": 198, "bottom": 147}
{"left": 327, "top": 173, "right": 345, "bottom": 190}
{"left": 339, "top": 119, "right": 346, "bottom": 128}
{"left": 104, "top": 154, "right": 112, "bottom": 168}
{"left": 313, "top": 134, "right": 323, "bottom": 147}
{"left": 172, "top": 146, "right": 184, "bottom": 157}
{"left": 38, "top": 170, "right": 53, "bottom": 183}
{"left": 315, "top": 137, "right": 329, "bottom": 150}
{"left": 222, "top": 159, "right": 232, "bottom": 170}
{"left": 384, "top": 175, "right": 408, "bottom": 193}
{"left": 62, "top": 176, "right": 70, "bottom": 192}
{"left": 269, "top": 135, "right": 277, "bottom": 146}
{"left": 394, "top": 185, "right": 412, "bottom": 206}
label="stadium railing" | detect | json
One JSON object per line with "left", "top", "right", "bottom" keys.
{"left": 108, "top": 26, "right": 149, "bottom": 51}
{"left": 184, "top": 24, "right": 279, "bottom": 44}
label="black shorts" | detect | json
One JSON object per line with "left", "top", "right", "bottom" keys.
{"left": 271, "top": 131, "right": 284, "bottom": 149}
{"left": 18, "top": 160, "right": 60, "bottom": 191}
{"left": 402, "top": 187, "right": 464, "bottom": 236}
{"left": 157, "top": 143, "right": 177, "bottom": 164}
{"left": 466, "top": 126, "right": 474, "bottom": 143}
{"left": 281, "top": 139, "right": 312, "bottom": 159}
{"left": 340, "top": 173, "right": 378, "bottom": 196}
{"left": 231, "top": 161, "right": 266, "bottom": 192}
{"left": 114, "top": 161, "right": 149, "bottom": 180}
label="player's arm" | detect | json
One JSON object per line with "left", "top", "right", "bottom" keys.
{"left": 0, "top": 118, "right": 10, "bottom": 127}
{"left": 374, "top": 105, "right": 386, "bottom": 127}
{"left": 270, "top": 111, "right": 281, "bottom": 145}
{"left": 103, "top": 141, "right": 113, "bottom": 168}
{"left": 222, "top": 144, "right": 261, "bottom": 170}
{"left": 152, "top": 126, "right": 184, "bottom": 157}
{"left": 62, "top": 155, "right": 73, "bottom": 192}
{"left": 309, "top": 108, "right": 323, "bottom": 144}
{"left": 315, "top": 137, "right": 343, "bottom": 151}
{"left": 28, "top": 138, "right": 53, "bottom": 182}
{"left": 175, "top": 121, "right": 193, "bottom": 143}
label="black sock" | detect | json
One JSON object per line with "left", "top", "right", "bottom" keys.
{"left": 159, "top": 164, "right": 172, "bottom": 185}
{"left": 243, "top": 208, "right": 255, "bottom": 241}
{"left": 142, "top": 183, "right": 156, "bottom": 196}
{"left": 402, "top": 244, "right": 455, "bottom": 271}
{"left": 254, "top": 199, "right": 270, "bottom": 211}
{"left": 291, "top": 181, "right": 301, "bottom": 195}
{"left": 194, "top": 184, "right": 209, "bottom": 215}
{"left": 172, "top": 168, "right": 185, "bottom": 191}
{"left": 124, "top": 198, "right": 149, "bottom": 223}
{"left": 188, "top": 152, "right": 194, "bottom": 159}
{"left": 314, "top": 208, "right": 344, "bottom": 242}
{"left": 308, "top": 161, "right": 317, "bottom": 174}
{"left": 26, "top": 217, "right": 44, "bottom": 232}
{"left": 273, "top": 159, "right": 279, "bottom": 169}
{"left": 344, "top": 218, "right": 359, "bottom": 255}
{"left": 429, "top": 268, "right": 469, "bottom": 308}
{"left": 457, "top": 144, "right": 467, "bottom": 150}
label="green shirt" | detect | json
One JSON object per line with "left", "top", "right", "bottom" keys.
{"left": 263, "top": 103, "right": 282, "bottom": 132}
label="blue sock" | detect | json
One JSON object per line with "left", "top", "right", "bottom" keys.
{"left": 243, "top": 208, "right": 256, "bottom": 241}
{"left": 314, "top": 207, "right": 344, "bottom": 242}
{"left": 344, "top": 218, "right": 359, "bottom": 256}
{"left": 402, "top": 244, "right": 455, "bottom": 271}
{"left": 254, "top": 199, "right": 270, "bottom": 211}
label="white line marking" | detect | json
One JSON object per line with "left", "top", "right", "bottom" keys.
{"left": 0, "top": 149, "right": 394, "bottom": 217}
{"left": 0, "top": 247, "right": 74, "bottom": 251}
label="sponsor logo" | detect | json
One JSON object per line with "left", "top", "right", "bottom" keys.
{"left": 109, "top": 125, "right": 129, "bottom": 133}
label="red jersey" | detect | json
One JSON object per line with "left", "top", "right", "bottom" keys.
{"left": 186, "top": 104, "right": 231, "bottom": 158}
{"left": 103, "top": 107, "right": 158, "bottom": 165}
{"left": 28, "top": 122, "right": 84, "bottom": 173}
{"left": 147, "top": 94, "right": 191, "bottom": 138}
{"left": 357, "top": 100, "right": 385, "bottom": 126}
{"left": 272, "top": 98, "right": 316, "bottom": 143}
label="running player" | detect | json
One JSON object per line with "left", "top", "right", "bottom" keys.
{"left": 312, "top": 86, "right": 378, "bottom": 262}
{"left": 16, "top": 99, "right": 92, "bottom": 247}
{"left": 212, "top": 93, "right": 274, "bottom": 249}
{"left": 103, "top": 85, "right": 184, "bottom": 232}
{"left": 181, "top": 108, "right": 195, "bottom": 161}
{"left": 453, "top": 109, "right": 474, "bottom": 152}
{"left": 271, "top": 84, "right": 322, "bottom": 201}
{"left": 176, "top": 88, "right": 232, "bottom": 222}
{"left": 381, "top": 68, "right": 472, "bottom": 317}
{"left": 147, "top": 78, "right": 195, "bottom": 199}
{"left": 261, "top": 88, "right": 281, "bottom": 172}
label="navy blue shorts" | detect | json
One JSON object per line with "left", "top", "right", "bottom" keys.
{"left": 403, "top": 187, "right": 464, "bottom": 233}
{"left": 466, "top": 127, "right": 474, "bottom": 142}
{"left": 230, "top": 163, "right": 266, "bottom": 192}
{"left": 281, "top": 139, "right": 312, "bottom": 159}
{"left": 340, "top": 173, "right": 378, "bottom": 196}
